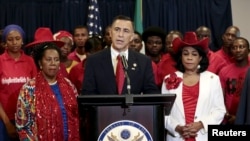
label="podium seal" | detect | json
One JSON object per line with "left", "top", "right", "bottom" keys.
{"left": 98, "top": 120, "right": 153, "bottom": 141}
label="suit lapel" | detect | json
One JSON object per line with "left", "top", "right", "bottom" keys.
{"left": 127, "top": 50, "right": 139, "bottom": 83}
{"left": 195, "top": 72, "right": 211, "bottom": 115}
{"left": 100, "top": 48, "right": 117, "bottom": 92}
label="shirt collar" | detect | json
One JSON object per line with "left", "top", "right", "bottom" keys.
{"left": 110, "top": 46, "right": 128, "bottom": 60}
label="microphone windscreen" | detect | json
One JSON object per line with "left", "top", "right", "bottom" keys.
{"left": 120, "top": 53, "right": 128, "bottom": 69}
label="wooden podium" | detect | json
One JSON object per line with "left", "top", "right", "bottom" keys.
{"left": 77, "top": 94, "right": 176, "bottom": 141}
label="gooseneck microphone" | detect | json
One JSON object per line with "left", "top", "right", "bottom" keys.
{"left": 120, "top": 54, "right": 131, "bottom": 95}
{"left": 121, "top": 54, "right": 128, "bottom": 70}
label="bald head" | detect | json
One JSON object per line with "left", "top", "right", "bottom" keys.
{"left": 196, "top": 26, "right": 211, "bottom": 43}
{"left": 222, "top": 25, "right": 240, "bottom": 49}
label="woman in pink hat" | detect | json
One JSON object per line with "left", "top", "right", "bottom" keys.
{"left": 54, "top": 30, "right": 79, "bottom": 73}
{"left": 15, "top": 27, "right": 80, "bottom": 141}
{"left": 161, "top": 32, "right": 226, "bottom": 141}
{"left": 0, "top": 24, "right": 37, "bottom": 141}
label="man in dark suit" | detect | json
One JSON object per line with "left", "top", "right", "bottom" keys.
{"left": 81, "top": 15, "right": 160, "bottom": 95}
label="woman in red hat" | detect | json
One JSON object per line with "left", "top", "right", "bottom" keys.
{"left": 162, "top": 32, "right": 226, "bottom": 141}
{"left": 15, "top": 27, "right": 80, "bottom": 141}
{"left": 0, "top": 24, "right": 37, "bottom": 141}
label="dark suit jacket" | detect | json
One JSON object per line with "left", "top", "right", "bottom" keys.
{"left": 81, "top": 48, "right": 160, "bottom": 95}
{"left": 235, "top": 67, "right": 250, "bottom": 124}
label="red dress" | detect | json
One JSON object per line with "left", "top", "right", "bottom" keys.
{"left": 182, "top": 82, "right": 199, "bottom": 141}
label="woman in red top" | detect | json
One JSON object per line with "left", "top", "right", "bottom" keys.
{"left": 0, "top": 24, "right": 37, "bottom": 141}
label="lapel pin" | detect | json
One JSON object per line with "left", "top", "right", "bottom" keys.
{"left": 133, "top": 63, "right": 137, "bottom": 67}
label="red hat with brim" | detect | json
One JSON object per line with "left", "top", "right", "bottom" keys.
{"left": 172, "top": 32, "right": 209, "bottom": 53}
{"left": 25, "top": 27, "right": 65, "bottom": 48}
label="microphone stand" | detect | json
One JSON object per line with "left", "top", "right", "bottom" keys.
{"left": 124, "top": 71, "right": 131, "bottom": 95}
{"left": 123, "top": 70, "right": 133, "bottom": 106}
{"left": 121, "top": 55, "right": 133, "bottom": 116}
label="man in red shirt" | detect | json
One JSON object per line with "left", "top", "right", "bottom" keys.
{"left": 219, "top": 37, "right": 250, "bottom": 124}
{"left": 68, "top": 25, "right": 89, "bottom": 62}
{"left": 214, "top": 26, "right": 240, "bottom": 65}
{"left": 196, "top": 26, "right": 227, "bottom": 74}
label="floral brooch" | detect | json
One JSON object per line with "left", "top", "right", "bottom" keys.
{"left": 165, "top": 73, "right": 182, "bottom": 90}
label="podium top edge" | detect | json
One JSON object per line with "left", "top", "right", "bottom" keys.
{"left": 77, "top": 94, "right": 176, "bottom": 98}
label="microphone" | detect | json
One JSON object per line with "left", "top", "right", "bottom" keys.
{"left": 120, "top": 53, "right": 131, "bottom": 96}
{"left": 121, "top": 54, "right": 128, "bottom": 70}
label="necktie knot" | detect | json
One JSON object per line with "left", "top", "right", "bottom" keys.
{"left": 117, "top": 55, "right": 121, "bottom": 61}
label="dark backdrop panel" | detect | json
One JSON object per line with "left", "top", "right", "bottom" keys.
{"left": 143, "top": 0, "right": 232, "bottom": 51}
{"left": 0, "top": 0, "right": 89, "bottom": 44}
{"left": 0, "top": 0, "right": 232, "bottom": 52}
{"left": 98, "top": 0, "right": 135, "bottom": 35}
